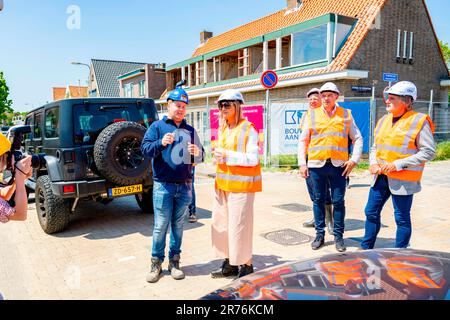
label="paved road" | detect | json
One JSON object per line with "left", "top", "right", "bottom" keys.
{"left": 1, "top": 161, "right": 449, "bottom": 299}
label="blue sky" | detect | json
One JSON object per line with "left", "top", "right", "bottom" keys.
{"left": 0, "top": 0, "right": 448, "bottom": 112}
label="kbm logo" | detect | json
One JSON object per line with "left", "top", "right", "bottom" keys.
{"left": 285, "top": 110, "right": 305, "bottom": 125}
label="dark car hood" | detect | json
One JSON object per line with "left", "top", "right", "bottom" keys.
{"left": 201, "top": 249, "right": 450, "bottom": 300}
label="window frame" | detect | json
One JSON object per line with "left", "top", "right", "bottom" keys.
{"left": 44, "top": 106, "right": 60, "bottom": 140}
{"left": 33, "top": 112, "right": 43, "bottom": 140}
{"left": 138, "top": 80, "right": 145, "bottom": 97}
{"left": 290, "top": 23, "right": 330, "bottom": 68}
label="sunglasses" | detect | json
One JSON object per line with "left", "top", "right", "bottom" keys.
{"left": 218, "top": 101, "right": 234, "bottom": 110}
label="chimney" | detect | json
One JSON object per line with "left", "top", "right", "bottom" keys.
{"left": 200, "top": 31, "right": 213, "bottom": 44}
{"left": 286, "top": 0, "right": 302, "bottom": 10}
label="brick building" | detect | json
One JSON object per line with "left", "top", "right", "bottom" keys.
{"left": 162, "top": 0, "right": 449, "bottom": 132}
{"left": 88, "top": 59, "right": 166, "bottom": 99}
{"left": 117, "top": 63, "right": 166, "bottom": 99}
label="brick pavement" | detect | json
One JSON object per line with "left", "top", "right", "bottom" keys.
{"left": 0, "top": 161, "right": 449, "bottom": 300}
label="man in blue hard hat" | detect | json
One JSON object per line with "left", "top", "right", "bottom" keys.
{"left": 141, "top": 84, "right": 204, "bottom": 283}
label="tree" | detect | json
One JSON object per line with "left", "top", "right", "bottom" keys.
{"left": 439, "top": 40, "right": 450, "bottom": 65}
{"left": 439, "top": 41, "right": 450, "bottom": 102}
{"left": 0, "top": 71, "right": 13, "bottom": 124}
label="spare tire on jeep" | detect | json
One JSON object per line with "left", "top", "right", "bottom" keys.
{"left": 94, "top": 121, "right": 151, "bottom": 186}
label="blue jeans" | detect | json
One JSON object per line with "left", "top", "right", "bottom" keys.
{"left": 306, "top": 175, "right": 331, "bottom": 204}
{"left": 361, "top": 175, "right": 414, "bottom": 249}
{"left": 188, "top": 167, "right": 196, "bottom": 215}
{"left": 152, "top": 181, "right": 192, "bottom": 261}
{"left": 310, "top": 163, "right": 347, "bottom": 238}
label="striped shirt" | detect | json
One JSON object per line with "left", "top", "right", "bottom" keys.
{"left": 0, "top": 197, "right": 15, "bottom": 223}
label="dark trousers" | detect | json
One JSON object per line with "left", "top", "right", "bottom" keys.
{"left": 306, "top": 175, "right": 331, "bottom": 204}
{"left": 309, "top": 163, "right": 347, "bottom": 238}
{"left": 361, "top": 175, "right": 414, "bottom": 249}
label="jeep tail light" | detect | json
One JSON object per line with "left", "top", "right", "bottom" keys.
{"left": 114, "top": 118, "right": 126, "bottom": 123}
{"left": 63, "top": 185, "right": 76, "bottom": 194}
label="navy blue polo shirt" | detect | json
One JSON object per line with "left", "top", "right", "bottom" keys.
{"left": 141, "top": 116, "right": 204, "bottom": 183}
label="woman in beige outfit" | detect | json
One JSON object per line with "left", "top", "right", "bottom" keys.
{"left": 210, "top": 89, "right": 262, "bottom": 279}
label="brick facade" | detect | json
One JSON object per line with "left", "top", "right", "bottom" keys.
{"left": 348, "top": 0, "right": 449, "bottom": 102}
{"left": 185, "top": 0, "right": 448, "bottom": 108}
{"left": 118, "top": 65, "right": 166, "bottom": 99}
{"left": 145, "top": 64, "right": 166, "bottom": 99}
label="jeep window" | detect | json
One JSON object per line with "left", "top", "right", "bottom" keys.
{"left": 45, "top": 107, "right": 59, "bottom": 138}
{"left": 33, "top": 113, "right": 42, "bottom": 139}
{"left": 24, "top": 116, "right": 32, "bottom": 140}
{"left": 73, "top": 104, "right": 155, "bottom": 145}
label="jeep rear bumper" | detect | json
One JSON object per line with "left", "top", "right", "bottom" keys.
{"left": 50, "top": 179, "right": 110, "bottom": 198}
{"left": 26, "top": 178, "right": 152, "bottom": 199}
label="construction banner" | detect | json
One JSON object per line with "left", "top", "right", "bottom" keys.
{"left": 210, "top": 105, "right": 264, "bottom": 155}
{"left": 270, "top": 102, "right": 309, "bottom": 156}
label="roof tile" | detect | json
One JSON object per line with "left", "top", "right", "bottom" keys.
{"left": 68, "top": 86, "right": 88, "bottom": 98}
{"left": 52, "top": 87, "right": 66, "bottom": 101}
{"left": 91, "top": 59, "right": 147, "bottom": 97}
{"left": 192, "top": 0, "right": 387, "bottom": 74}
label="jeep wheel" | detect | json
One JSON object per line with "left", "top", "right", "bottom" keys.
{"left": 35, "top": 175, "right": 71, "bottom": 234}
{"left": 135, "top": 189, "right": 154, "bottom": 214}
{"left": 94, "top": 121, "right": 151, "bottom": 186}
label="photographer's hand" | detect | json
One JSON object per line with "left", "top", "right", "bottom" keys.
{"left": 7, "top": 155, "right": 32, "bottom": 222}
{"left": 14, "top": 155, "right": 32, "bottom": 182}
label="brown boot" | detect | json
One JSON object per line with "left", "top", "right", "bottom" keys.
{"left": 146, "top": 257, "right": 162, "bottom": 283}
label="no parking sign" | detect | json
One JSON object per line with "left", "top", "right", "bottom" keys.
{"left": 261, "top": 70, "right": 278, "bottom": 89}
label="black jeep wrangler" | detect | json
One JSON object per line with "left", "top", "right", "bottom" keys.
{"left": 23, "top": 98, "right": 158, "bottom": 234}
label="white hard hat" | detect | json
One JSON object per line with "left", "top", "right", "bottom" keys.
{"left": 307, "top": 88, "right": 321, "bottom": 98}
{"left": 320, "top": 82, "right": 340, "bottom": 95}
{"left": 217, "top": 89, "right": 245, "bottom": 104}
{"left": 386, "top": 81, "right": 417, "bottom": 100}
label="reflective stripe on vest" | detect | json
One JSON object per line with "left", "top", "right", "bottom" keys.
{"left": 308, "top": 106, "right": 350, "bottom": 161}
{"left": 216, "top": 120, "right": 262, "bottom": 193}
{"left": 309, "top": 146, "right": 348, "bottom": 153}
{"left": 216, "top": 173, "right": 262, "bottom": 183}
{"left": 375, "top": 111, "right": 433, "bottom": 183}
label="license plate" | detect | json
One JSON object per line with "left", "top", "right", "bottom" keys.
{"left": 108, "top": 184, "right": 143, "bottom": 198}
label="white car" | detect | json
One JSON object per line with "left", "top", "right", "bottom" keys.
{"left": 1, "top": 126, "right": 9, "bottom": 136}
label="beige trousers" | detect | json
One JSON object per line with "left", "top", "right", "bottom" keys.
{"left": 211, "top": 188, "right": 255, "bottom": 266}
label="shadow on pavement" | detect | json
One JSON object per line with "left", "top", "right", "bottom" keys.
{"left": 346, "top": 236, "right": 397, "bottom": 249}
{"left": 349, "top": 184, "right": 371, "bottom": 188}
{"left": 52, "top": 196, "right": 212, "bottom": 240}
{"left": 345, "top": 218, "right": 388, "bottom": 231}
{"left": 183, "top": 255, "right": 294, "bottom": 277}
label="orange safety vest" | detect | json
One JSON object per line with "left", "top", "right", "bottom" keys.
{"left": 215, "top": 119, "right": 262, "bottom": 193}
{"left": 375, "top": 111, "right": 435, "bottom": 183}
{"left": 319, "top": 258, "right": 367, "bottom": 286}
{"left": 386, "top": 256, "right": 445, "bottom": 289}
{"left": 307, "top": 106, "right": 351, "bottom": 161}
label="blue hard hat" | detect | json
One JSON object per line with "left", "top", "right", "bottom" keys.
{"left": 167, "top": 87, "right": 189, "bottom": 104}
